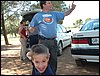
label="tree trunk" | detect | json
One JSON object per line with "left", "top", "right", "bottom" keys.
{"left": 1, "top": 14, "right": 10, "bottom": 45}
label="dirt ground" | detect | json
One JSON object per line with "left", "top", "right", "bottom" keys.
{"left": 1, "top": 37, "right": 99, "bottom": 75}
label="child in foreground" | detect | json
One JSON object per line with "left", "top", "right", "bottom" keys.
{"left": 27, "top": 44, "right": 54, "bottom": 75}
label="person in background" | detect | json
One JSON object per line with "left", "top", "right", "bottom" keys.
{"left": 27, "top": 44, "right": 54, "bottom": 75}
{"left": 18, "top": 20, "right": 28, "bottom": 61}
{"left": 29, "top": 1, "right": 76, "bottom": 74}
{"left": 28, "top": 25, "right": 39, "bottom": 48}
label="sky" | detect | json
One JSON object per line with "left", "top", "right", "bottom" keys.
{"left": 63, "top": 1, "right": 99, "bottom": 27}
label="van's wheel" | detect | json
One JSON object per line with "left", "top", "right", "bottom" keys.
{"left": 57, "top": 42, "right": 63, "bottom": 56}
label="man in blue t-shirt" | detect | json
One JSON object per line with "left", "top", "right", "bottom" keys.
{"left": 29, "top": 1, "right": 76, "bottom": 74}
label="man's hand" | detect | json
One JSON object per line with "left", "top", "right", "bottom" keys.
{"left": 64, "top": 1, "right": 76, "bottom": 16}
{"left": 29, "top": 27, "right": 35, "bottom": 33}
{"left": 71, "top": 1, "right": 76, "bottom": 10}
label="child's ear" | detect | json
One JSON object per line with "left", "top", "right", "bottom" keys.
{"left": 26, "top": 51, "right": 32, "bottom": 60}
{"left": 47, "top": 53, "right": 50, "bottom": 61}
{"left": 48, "top": 53, "right": 50, "bottom": 58}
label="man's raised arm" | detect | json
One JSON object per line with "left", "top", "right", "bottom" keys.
{"left": 64, "top": 1, "right": 76, "bottom": 16}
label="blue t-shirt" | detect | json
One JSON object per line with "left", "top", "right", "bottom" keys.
{"left": 32, "top": 63, "right": 54, "bottom": 75}
{"left": 29, "top": 11, "right": 64, "bottom": 38}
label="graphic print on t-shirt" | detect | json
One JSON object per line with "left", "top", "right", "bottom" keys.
{"left": 42, "top": 14, "right": 53, "bottom": 24}
{"left": 44, "top": 17, "right": 52, "bottom": 22}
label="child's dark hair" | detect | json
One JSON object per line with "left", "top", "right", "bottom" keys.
{"left": 20, "top": 19, "right": 26, "bottom": 24}
{"left": 31, "top": 44, "right": 50, "bottom": 56}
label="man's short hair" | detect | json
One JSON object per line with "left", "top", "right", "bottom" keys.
{"left": 40, "top": 1, "right": 46, "bottom": 9}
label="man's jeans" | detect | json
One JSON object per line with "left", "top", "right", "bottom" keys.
{"left": 28, "top": 35, "right": 38, "bottom": 48}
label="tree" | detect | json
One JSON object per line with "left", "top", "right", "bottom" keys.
{"left": 30, "top": 1, "right": 68, "bottom": 11}
{"left": 6, "top": 15, "right": 18, "bottom": 37}
{"left": 73, "top": 19, "right": 83, "bottom": 28}
{"left": 85, "top": 18, "right": 91, "bottom": 22}
{"left": 1, "top": 13, "right": 9, "bottom": 45}
{"left": 1, "top": 1, "right": 21, "bottom": 45}
{"left": 1, "top": 1, "right": 9, "bottom": 45}
{"left": 1, "top": 1, "right": 31, "bottom": 45}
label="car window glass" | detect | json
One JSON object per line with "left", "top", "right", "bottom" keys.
{"left": 93, "top": 21, "right": 99, "bottom": 30}
{"left": 60, "top": 26, "right": 67, "bottom": 32}
{"left": 80, "top": 19, "right": 99, "bottom": 31}
{"left": 57, "top": 25, "right": 63, "bottom": 32}
{"left": 81, "top": 21, "right": 92, "bottom": 31}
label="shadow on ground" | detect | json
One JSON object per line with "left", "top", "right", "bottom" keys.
{"left": 1, "top": 57, "right": 32, "bottom": 75}
{"left": 1, "top": 45, "right": 21, "bottom": 51}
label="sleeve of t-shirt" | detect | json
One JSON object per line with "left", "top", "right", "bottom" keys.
{"left": 55, "top": 12, "right": 65, "bottom": 21}
{"left": 29, "top": 14, "right": 38, "bottom": 27}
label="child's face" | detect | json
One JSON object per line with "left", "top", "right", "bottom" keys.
{"left": 32, "top": 54, "right": 49, "bottom": 73}
{"left": 23, "top": 22, "right": 26, "bottom": 25}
